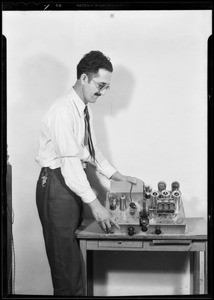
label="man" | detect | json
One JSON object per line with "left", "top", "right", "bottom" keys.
{"left": 35, "top": 50, "right": 141, "bottom": 296}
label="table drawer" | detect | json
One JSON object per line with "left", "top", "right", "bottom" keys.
{"left": 142, "top": 241, "right": 205, "bottom": 251}
{"left": 98, "top": 241, "right": 142, "bottom": 248}
{"left": 95, "top": 240, "right": 142, "bottom": 249}
{"left": 152, "top": 239, "right": 192, "bottom": 245}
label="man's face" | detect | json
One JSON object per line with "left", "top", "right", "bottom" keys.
{"left": 83, "top": 68, "right": 112, "bottom": 104}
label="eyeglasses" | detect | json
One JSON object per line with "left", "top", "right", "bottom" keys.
{"left": 91, "top": 78, "right": 110, "bottom": 92}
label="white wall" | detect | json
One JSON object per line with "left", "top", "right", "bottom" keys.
{"left": 3, "top": 10, "right": 211, "bottom": 296}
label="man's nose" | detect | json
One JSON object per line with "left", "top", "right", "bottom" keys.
{"left": 99, "top": 88, "right": 107, "bottom": 96}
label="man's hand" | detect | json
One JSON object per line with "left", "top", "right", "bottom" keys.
{"left": 111, "top": 171, "right": 143, "bottom": 185}
{"left": 88, "top": 199, "right": 120, "bottom": 233}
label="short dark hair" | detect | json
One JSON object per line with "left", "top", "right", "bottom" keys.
{"left": 77, "top": 50, "right": 113, "bottom": 79}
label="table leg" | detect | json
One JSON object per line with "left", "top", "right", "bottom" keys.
{"left": 190, "top": 252, "right": 200, "bottom": 294}
{"left": 87, "top": 251, "right": 94, "bottom": 296}
{"left": 79, "top": 240, "right": 87, "bottom": 296}
{"left": 204, "top": 242, "right": 207, "bottom": 294}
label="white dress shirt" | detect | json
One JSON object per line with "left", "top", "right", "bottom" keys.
{"left": 35, "top": 87, "right": 117, "bottom": 203}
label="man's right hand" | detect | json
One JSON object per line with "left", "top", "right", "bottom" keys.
{"left": 88, "top": 198, "right": 120, "bottom": 233}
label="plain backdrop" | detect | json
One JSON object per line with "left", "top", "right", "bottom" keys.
{"left": 3, "top": 10, "right": 211, "bottom": 296}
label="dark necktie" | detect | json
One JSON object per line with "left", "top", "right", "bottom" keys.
{"left": 84, "top": 106, "right": 95, "bottom": 161}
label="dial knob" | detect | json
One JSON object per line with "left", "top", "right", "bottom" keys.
{"left": 127, "top": 226, "right": 135, "bottom": 236}
{"left": 141, "top": 224, "right": 148, "bottom": 232}
{"left": 155, "top": 227, "right": 161, "bottom": 235}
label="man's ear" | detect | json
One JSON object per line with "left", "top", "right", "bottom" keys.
{"left": 80, "top": 73, "right": 88, "bottom": 86}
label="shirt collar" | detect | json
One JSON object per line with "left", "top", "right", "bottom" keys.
{"left": 69, "top": 87, "right": 86, "bottom": 117}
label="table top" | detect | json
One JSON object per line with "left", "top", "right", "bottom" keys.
{"left": 76, "top": 217, "right": 207, "bottom": 240}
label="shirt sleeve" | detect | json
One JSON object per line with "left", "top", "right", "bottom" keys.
{"left": 49, "top": 107, "right": 97, "bottom": 203}
{"left": 88, "top": 107, "right": 118, "bottom": 179}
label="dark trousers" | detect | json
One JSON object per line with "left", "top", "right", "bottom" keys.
{"left": 36, "top": 167, "right": 84, "bottom": 296}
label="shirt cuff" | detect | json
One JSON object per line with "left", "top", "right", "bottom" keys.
{"left": 80, "top": 188, "right": 97, "bottom": 203}
{"left": 102, "top": 165, "right": 117, "bottom": 179}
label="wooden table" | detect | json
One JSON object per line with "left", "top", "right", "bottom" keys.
{"left": 76, "top": 217, "right": 207, "bottom": 296}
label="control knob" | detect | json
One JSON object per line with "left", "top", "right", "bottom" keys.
{"left": 127, "top": 226, "right": 135, "bottom": 236}
{"left": 155, "top": 227, "right": 161, "bottom": 235}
